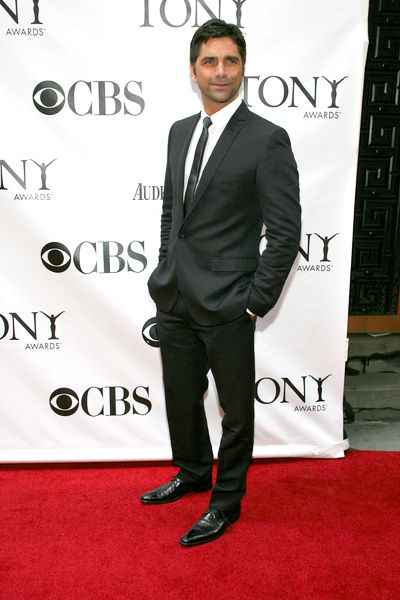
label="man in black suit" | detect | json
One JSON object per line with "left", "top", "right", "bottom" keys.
{"left": 141, "top": 19, "right": 301, "bottom": 546}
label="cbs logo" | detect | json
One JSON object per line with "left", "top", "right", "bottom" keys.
{"left": 41, "top": 241, "right": 147, "bottom": 274}
{"left": 32, "top": 80, "right": 145, "bottom": 116}
{"left": 142, "top": 317, "right": 159, "bottom": 348}
{"left": 49, "top": 386, "right": 152, "bottom": 417}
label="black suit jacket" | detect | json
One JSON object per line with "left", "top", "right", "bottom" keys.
{"left": 148, "top": 101, "right": 301, "bottom": 326}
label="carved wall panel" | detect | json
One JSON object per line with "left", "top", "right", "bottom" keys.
{"left": 349, "top": 0, "right": 400, "bottom": 314}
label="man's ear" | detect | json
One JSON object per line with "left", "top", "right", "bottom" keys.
{"left": 190, "top": 63, "right": 197, "bottom": 83}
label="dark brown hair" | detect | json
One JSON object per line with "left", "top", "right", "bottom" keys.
{"left": 190, "top": 19, "right": 246, "bottom": 69}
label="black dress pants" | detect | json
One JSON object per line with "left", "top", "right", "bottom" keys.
{"left": 156, "top": 293, "right": 255, "bottom": 511}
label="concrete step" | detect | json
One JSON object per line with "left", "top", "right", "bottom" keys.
{"left": 348, "top": 333, "right": 400, "bottom": 359}
{"left": 344, "top": 334, "right": 400, "bottom": 449}
{"left": 345, "top": 421, "right": 400, "bottom": 450}
{"left": 347, "top": 357, "right": 400, "bottom": 374}
{"left": 344, "top": 373, "right": 400, "bottom": 408}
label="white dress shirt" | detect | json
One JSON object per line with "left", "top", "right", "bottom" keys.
{"left": 183, "top": 96, "right": 242, "bottom": 197}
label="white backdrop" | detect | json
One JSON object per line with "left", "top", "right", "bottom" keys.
{"left": 0, "top": 0, "right": 368, "bottom": 462}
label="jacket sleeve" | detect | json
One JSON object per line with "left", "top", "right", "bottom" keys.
{"left": 247, "top": 126, "right": 301, "bottom": 317}
{"left": 158, "top": 127, "right": 173, "bottom": 263}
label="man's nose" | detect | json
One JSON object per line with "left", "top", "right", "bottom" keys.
{"left": 215, "top": 60, "right": 226, "bottom": 77}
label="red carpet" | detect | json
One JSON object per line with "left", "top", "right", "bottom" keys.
{"left": 1, "top": 451, "right": 399, "bottom": 600}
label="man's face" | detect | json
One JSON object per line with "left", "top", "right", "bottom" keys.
{"left": 190, "top": 36, "right": 244, "bottom": 115}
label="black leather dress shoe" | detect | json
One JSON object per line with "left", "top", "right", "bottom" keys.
{"left": 179, "top": 507, "right": 241, "bottom": 546}
{"left": 140, "top": 474, "right": 212, "bottom": 504}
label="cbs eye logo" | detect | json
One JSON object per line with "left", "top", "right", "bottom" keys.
{"left": 41, "top": 242, "right": 71, "bottom": 273}
{"left": 49, "top": 388, "right": 79, "bottom": 416}
{"left": 142, "top": 317, "right": 159, "bottom": 348}
{"left": 33, "top": 81, "right": 65, "bottom": 115}
{"left": 32, "top": 79, "right": 145, "bottom": 116}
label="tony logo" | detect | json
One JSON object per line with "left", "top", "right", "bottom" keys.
{"left": 1, "top": 0, "right": 47, "bottom": 36}
{"left": 140, "top": 0, "right": 248, "bottom": 28}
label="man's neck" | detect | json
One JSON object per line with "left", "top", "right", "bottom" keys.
{"left": 203, "top": 93, "right": 240, "bottom": 116}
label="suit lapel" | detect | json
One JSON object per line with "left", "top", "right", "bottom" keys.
{"left": 189, "top": 102, "right": 248, "bottom": 214}
{"left": 175, "top": 114, "right": 200, "bottom": 212}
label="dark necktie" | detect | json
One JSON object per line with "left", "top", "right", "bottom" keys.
{"left": 184, "top": 116, "right": 212, "bottom": 216}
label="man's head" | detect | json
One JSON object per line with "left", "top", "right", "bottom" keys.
{"left": 190, "top": 19, "right": 246, "bottom": 72}
{"left": 189, "top": 19, "right": 246, "bottom": 114}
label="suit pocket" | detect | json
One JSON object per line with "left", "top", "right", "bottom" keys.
{"left": 211, "top": 257, "right": 258, "bottom": 272}
{"left": 147, "top": 257, "right": 167, "bottom": 288}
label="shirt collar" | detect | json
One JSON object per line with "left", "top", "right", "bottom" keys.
{"left": 201, "top": 96, "right": 242, "bottom": 132}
